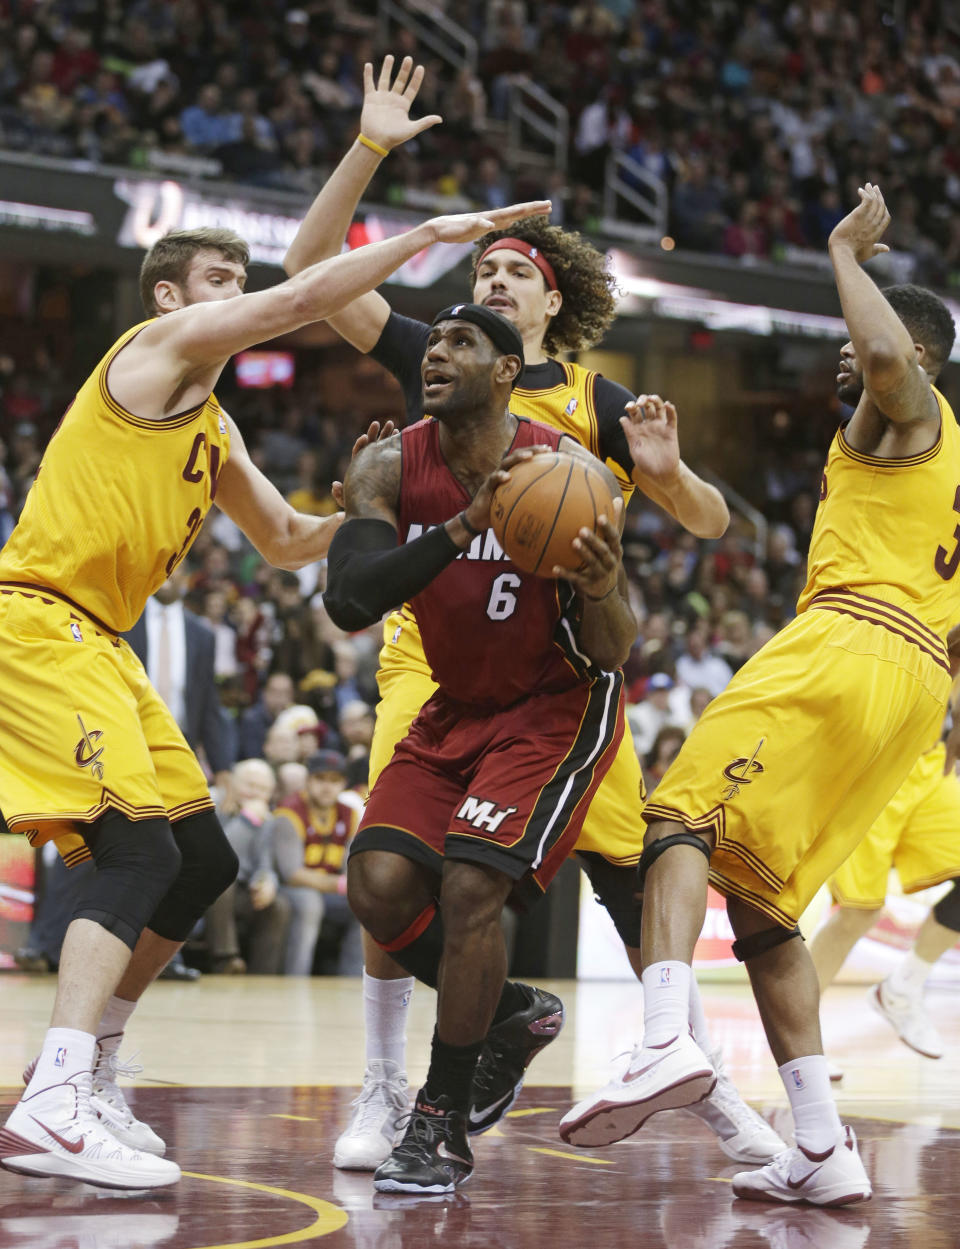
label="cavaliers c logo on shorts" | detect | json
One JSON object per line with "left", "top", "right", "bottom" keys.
{"left": 721, "top": 738, "right": 765, "bottom": 800}
{"left": 74, "top": 714, "right": 105, "bottom": 782}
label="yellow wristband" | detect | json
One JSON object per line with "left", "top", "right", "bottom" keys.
{"left": 358, "top": 133, "right": 389, "bottom": 158}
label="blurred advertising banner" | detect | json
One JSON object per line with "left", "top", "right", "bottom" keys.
{"left": 0, "top": 833, "right": 34, "bottom": 969}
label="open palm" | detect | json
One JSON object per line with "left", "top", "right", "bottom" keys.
{"left": 360, "top": 55, "right": 442, "bottom": 152}
{"left": 621, "top": 395, "right": 681, "bottom": 483}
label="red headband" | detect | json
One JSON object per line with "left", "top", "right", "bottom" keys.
{"left": 478, "top": 238, "right": 558, "bottom": 291}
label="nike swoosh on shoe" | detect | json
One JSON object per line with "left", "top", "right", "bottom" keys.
{"left": 30, "top": 1117, "right": 85, "bottom": 1154}
{"left": 468, "top": 1092, "right": 512, "bottom": 1126}
{"left": 786, "top": 1165, "right": 825, "bottom": 1190}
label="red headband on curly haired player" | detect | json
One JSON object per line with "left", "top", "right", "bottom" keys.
{"left": 478, "top": 238, "right": 558, "bottom": 292}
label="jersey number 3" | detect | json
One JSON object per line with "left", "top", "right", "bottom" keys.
{"left": 935, "top": 486, "right": 960, "bottom": 581}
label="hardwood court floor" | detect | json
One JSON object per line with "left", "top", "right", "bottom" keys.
{"left": 0, "top": 974, "right": 958, "bottom": 1249}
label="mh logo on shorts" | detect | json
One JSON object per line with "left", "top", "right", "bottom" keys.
{"left": 456, "top": 795, "right": 518, "bottom": 833}
{"left": 721, "top": 738, "right": 765, "bottom": 800}
{"left": 74, "top": 713, "right": 105, "bottom": 782}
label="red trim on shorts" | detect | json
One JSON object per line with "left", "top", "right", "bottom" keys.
{"left": 378, "top": 902, "right": 438, "bottom": 953}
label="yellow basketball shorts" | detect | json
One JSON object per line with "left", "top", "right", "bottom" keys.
{"left": 369, "top": 609, "right": 646, "bottom": 865}
{"left": 0, "top": 587, "right": 211, "bottom": 865}
{"left": 830, "top": 742, "right": 960, "bottom": 908}
{"left": 643, "top": 603, "right": 951, "bottom": 928}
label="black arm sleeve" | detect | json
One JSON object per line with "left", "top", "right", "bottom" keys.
{"left": 323, "top": 517, "right": 462, "bottom": 632}
{"left": 369, "top": 311, "right": 432, "bottom": 421}
{"left": 592, "top": 375, "right": 637, "bottom": 479}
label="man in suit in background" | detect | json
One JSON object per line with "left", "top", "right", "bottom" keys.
{"left": 124, "top": 567, "right": 235, "bottom": 790}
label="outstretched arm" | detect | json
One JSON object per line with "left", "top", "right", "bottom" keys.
{"left": 623, "top": 395, "right": 729, "bottom": 538}
{"left": 113, "top": 198, "right": 549, "bottom": 423}
{"left": 283, "top": 55, "right": 442, "bottom": 353}
{"left": 828, "top": 183, "right": 937, "bottom": 425}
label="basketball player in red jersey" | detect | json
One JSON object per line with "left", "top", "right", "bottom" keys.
{"left": 0, "top": 193, "right": 548, "bottom": 1190}
{"left": 289, "top": 56, "right": 782, "bottom": 1176}
{"left": 324, "top": 302, "right": 633, "bottom": 1193}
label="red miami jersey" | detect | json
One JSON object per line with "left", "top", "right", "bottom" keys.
{"left": 273, "top": 790, "right": 361, "bottom": 875}
{"left": 397, "top": 417, "right": 590, "bottom": 707}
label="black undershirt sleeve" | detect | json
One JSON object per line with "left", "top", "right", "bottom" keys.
{"left": 592, "top": 374, "right": 638, "bottom": 480}
{"left": 323, "top": 517, "right": 462, "bottom": 632}
{"left": 368, "top": 311, "right": 431, "bottom": 421}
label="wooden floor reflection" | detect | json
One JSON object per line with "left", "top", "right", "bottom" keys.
{"left": 0, "top": 974, "right": 958, "bottom": 1248}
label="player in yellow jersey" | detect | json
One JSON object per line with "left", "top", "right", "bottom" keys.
{"left": 562, "top": 185, "right": 959, "bottom": 1208}
{"left": 811, "top": 685, "right": 960, "bottom": 1063}
{"left": 281, "top": 56, "right": 786, "bottom": 1173}
{"left": 0, "top": 189, "right": 548, "bottom": 1191}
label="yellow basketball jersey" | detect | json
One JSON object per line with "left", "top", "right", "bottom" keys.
{"left": 798, "top": 387, "right": 960, "bottom": 640}
{"left": 510, "top": 362, "right": 636, "bottom": 502}
{"left": 0, "top": 320, "right": 230, "bottom": 633}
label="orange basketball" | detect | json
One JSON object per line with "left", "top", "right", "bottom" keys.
{"left": 490, "top": 450, "right": 617, "bottom": 576}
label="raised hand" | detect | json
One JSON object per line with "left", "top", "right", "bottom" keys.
{"left": 360, "top": 55, "right": 442, "bottom": 152}
{"left": 428, "top": 201, "right": 552, "bottom": 245}
{"left": 621, "top": 394, "right": 681, "bottom": 485}
{"left": 332, "top": 420, "right": 398, "bottom": 509}
{"left": 828, "top": 182, "right": 891, "bottom": 264}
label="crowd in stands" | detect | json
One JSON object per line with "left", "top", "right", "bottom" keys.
{"left": 0, "top": 1, "right": 959, "bottom": 282}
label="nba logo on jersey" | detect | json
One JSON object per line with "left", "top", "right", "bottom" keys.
{"left": 659, "top": 967, "right": 671, "bottom": 985}
{"left": 70, "top": 622, "right": 83, "bottom": 643}
{"left": 218, "top": 414, "right": 227, "bottom": 435}
{"left": 790, "top": 1068, "right": 805, "bottom": 1090}
{"left": 565, "top": 398, "right": 578, "bottom": 416}
{"left": 54, "top": 1047, "right": 67, "bottom": 1068}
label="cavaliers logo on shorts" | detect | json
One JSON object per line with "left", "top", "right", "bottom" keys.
{"left": 721, "top": 739, "right": 765, "bottom": 800}
{"left": 74, "top": 714, "right": 105, "bottom": 782}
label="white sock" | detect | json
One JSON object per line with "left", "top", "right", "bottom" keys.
{"left": 364, "top": 970, "right": 414, "bottom": 1071}
{"left": 687, "top": 978, "right": 715, "bottom": 1054}
{"left": 641, "top": 962, "right": 691, "bottom": 1048}
{"left": 778, "top": 1054, "right": 842, "bottom": 1154}
{"left": 885, "top": 951, "right": 934, "bottom": 1000}
{"left": 26, "top": 1028, "right": 95, "bottom": 1094}
{"left": 96, "top": 995, "right": 138, "bottom": 1060}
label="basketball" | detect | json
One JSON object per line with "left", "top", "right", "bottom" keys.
{"left": 490, "top": 450, "right": 617, "bottom": 576}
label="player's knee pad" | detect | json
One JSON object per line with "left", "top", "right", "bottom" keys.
{"left": 731, "top": 924, "right": 803, "bottom": 963}
{"left": 933, "top": 878, "right": 960, "bottom": 933}
{"left": 74, "top": 811, "right": 182, "bottom": 951}
{"left": 148, "top": 810, "right": 239, "bottom": 943}
{"left": 637, "top": 830, "right": 711, "bottom": 889}
{"left": 375, "top": 901, "right": 444, "bottom": 989}
{"left": 576, "top": 851, "right": 643, "bottom": 947}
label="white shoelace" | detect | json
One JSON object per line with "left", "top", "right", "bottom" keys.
{"left": 347, "top": 1074, "right": 408, "bottom": 1136}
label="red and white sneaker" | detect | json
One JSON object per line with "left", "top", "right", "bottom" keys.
{"left": 559, "top": 1032, "right": 716, "bottom": 1147}
{"left": 0, "top": 1072, "right": 180, "bottom": 1189}
{"left": 23, "top": 1041, "right": 166, "bottom": 1156}
{"left": 732, "top": 1126, "right": 871, "bottom": 1207}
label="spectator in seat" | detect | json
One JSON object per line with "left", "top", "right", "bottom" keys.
{"left": 205, "top": 759, "right": 290, "bottom": 974}
{"left": 270, "top": 750, "right": 364, "bottom": 976}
